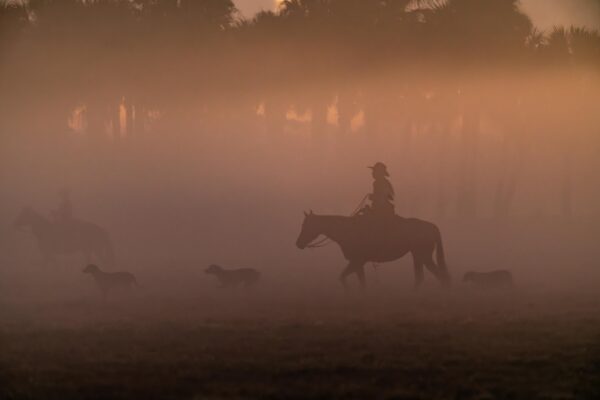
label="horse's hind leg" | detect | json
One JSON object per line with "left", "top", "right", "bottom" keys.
{"left": 436, "top": 262, "right": 451, "bottom": 285}
{"left": 424, "top": 255, "right": 450, "bottom": 287}
{"left": 412, "top": 253, "right": 425, "bottom": 289}
{"left": 339, "top": 263, "right": 354, "bottom": 289}
{"left": 355, "top": 264, "right": 366, "bottom": 290}
{"left": 437, "top": 257, "right": 451, "bottom": 284}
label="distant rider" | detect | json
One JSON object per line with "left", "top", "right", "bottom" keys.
{"left": 360, "top": 162, "right": 395, "bottom": 217}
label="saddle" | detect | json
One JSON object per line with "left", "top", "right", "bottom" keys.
{"left": 353, "top": 212, "right": 405, "bottom": 231}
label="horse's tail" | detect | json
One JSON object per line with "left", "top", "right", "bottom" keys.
{"left": 434, "top": 225, "right": 451, "bottom": 285}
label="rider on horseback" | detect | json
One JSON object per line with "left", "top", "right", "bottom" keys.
{"left": 360, "top": 162, "right": 395, "bottom": 217}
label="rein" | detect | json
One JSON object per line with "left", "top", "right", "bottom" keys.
{"left": 350, "top": 194, "right": 369, "bottom": 216}
{"left": 306, "top": 194, "right": 370, "bottom": 249}
{"left": 306, "top": 237, "right": 331, "bottom": 248}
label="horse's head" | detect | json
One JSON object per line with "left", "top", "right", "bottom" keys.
{"left": 296, "top": 210, "right": 320, "bottom": 249}
{"left": 14, "top": 207, "right": 35, "bottom": 229}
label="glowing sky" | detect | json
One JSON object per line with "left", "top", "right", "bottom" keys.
{"left": 521, "top": 0, "right": 600, "bottom": 30}
{"left": 234, "top": 0, "right": 600, "bottom": 30}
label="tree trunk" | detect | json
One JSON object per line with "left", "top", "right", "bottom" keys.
{"left": 561, "top": 150, "right": 573, "bottom": 218}
{"left": 311, "top": 102, "right": 328, "bottom": 140}
{"left": 495, "top": 136, "right": 527, "bottom": 219}
{"left": 336, "top": 91, "right": 353, "bottom": 136}
{"left": 264, "top": 99, "right": 286, "bottom": 137}
{"left": 126, "top": 101, "right": 136, "bottom": 139}
{"left": 494, "top": 134, "right": 509, "bottom": 218}
{"left": 456, "top": 110, "right": 479, "bottom": 218}
{"left": 110, "top": 102, "right": 121, "bottom": 142}
{"left": 435, "top": 122, "right": 448, "bottom": 219}
{"left": 85, "top": 99, "right": 107, "bottom": 146}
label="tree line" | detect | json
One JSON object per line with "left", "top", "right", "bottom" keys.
{"left": 1, "top": 0, "right": 599, "bottom": 218}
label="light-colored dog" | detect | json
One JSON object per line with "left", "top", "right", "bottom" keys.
{"left": 83, "top": 264, "right": 138, "bottom": 297}
{"left": 463, "top": 270, "right": 514, "bottom": 288}
{"left": 205, "top": 264, "right": 260, "bottom": 288}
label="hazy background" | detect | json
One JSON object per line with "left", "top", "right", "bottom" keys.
{"left": 1, "top": 0, "right": 599, "bottom": 305}
{"left": 235, "top": 0, "right": 600, "bottom": 29}
{"left": 1, "top": 3, "right": 600, "bottom": 397}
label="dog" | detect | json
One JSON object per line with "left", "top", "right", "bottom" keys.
{"left": 463, "top": 270, "right": 514, "bottom": 289}
{"left": 83, "top": 263, "right": 138, "bottom": 297}
{"left": 205, "top": 264, "right": 260, "bottom": 288}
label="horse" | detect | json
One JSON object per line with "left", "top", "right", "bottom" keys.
{"left": 14, "top": 207, "right": 115, "bottom": 268}
{"left": 295, "top": 211, "right": 450, "bottom": 289}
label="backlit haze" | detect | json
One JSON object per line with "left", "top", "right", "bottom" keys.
{"left": 1, "top": 0, "right": 599, "bottom": 301}
{"left": 1, "top": 0, "right": 600, "bottom": 398}
{"left": 236, "top": 0, "right": 600, "bottom": 30}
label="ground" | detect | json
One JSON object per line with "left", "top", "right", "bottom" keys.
{"left": 1, "top": 288, "right": 599, "bottom": 399}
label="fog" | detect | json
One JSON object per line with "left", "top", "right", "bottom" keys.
{"left": 1, "top": 0, "right": 600, "bottom": 308}
{"left": 521, "top": 0, "right": 600, "bottom": 31}
{"left": 2, "top": 2, "right": 600, "bottom": 397}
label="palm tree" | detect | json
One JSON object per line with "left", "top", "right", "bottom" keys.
{"left": 419, "top": 0, "right": 533, "bottom": 217}
{"left": 0, "top": 2, "right": 30, "bottom": 139}
{"left": 539, "top": 26, "right": 600, "bottom": 217}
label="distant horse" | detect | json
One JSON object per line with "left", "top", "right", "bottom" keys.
{"left": 296, "top": 211, "right": 450, "bottom": 289}
{"left": 14, "top": 207, "right": 115, "bottom": 267}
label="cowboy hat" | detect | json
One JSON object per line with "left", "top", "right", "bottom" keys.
{"left": 368, "top": 162, "right": 389, "bottom": 177}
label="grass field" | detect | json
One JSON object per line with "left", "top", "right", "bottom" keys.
{"left": 1, "top": 287, "right": 599, "bottom": 400}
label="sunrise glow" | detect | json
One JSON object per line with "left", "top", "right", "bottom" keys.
{"left": 2, "top": 1, "right": 600, "bottom": 398}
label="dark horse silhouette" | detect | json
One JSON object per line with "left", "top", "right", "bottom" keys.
{"left": 14, "top": 207, "right": 115, "bottom": 267}
{"left": 296, "top": 211, "right": 450, "bottom": 288}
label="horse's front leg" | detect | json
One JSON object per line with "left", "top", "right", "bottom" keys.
{"left": 355, "top": 264, "right": 366, "bottom": 290}
{"left": 339, "top": 261, "right": 366, "bottom": 290}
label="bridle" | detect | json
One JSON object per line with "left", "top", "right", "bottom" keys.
{"left": 305, "top": 194, "right": 370, "bottom": 249}
{"left": 306, "top": 236, "right": 331, "bottom": 248}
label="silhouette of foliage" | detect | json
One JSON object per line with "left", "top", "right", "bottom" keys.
{"left": 0, "top": 0, "right": 599, "bottom": 217}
